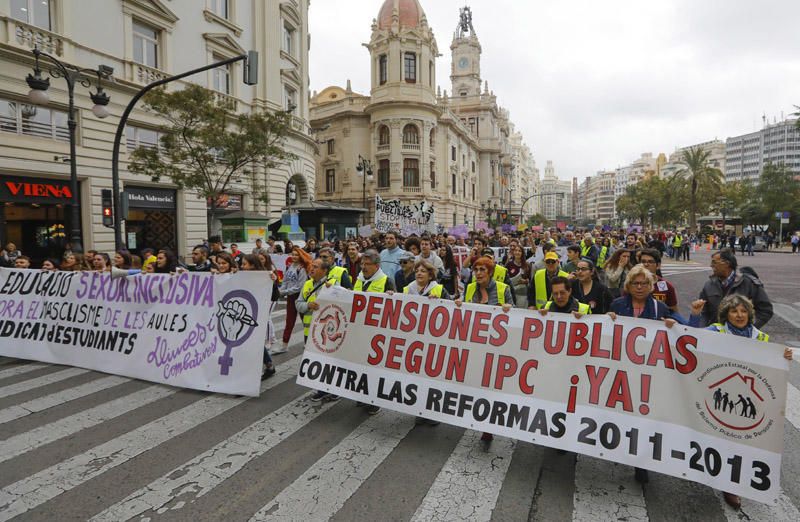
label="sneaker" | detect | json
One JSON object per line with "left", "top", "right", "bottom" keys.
{"left": 365, "top": 404, "right": 380, "bottom": 415}
{"left": 261, "top": 366, "right": 276, "bottom": 380}
{"left": 269, "top": 344, "right": 289, "bottom": 355}
{"left": 311, "top": 391, "right": 330, "bottom": 402}
{"left": 324, "top": 394, "right": 340, "bottom": 403}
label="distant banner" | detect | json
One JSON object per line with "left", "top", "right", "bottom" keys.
{"left": 0, "top": 269, "right": 271, "bottom": 396}
{"left": 298, "top": 288, "right": 788, "bottom": 502}
{"left": 374, "top": 195, "right": 436, "bottom": 234}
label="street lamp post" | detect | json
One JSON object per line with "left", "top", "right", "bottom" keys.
{"left": 25, "top": 48, "right": 113, "bottom": 254}
{"left": 355, "top": 155, "right": 373, "bottom": 226}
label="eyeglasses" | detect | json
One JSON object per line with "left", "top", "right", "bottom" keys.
{"left": 576, "top": 267, "right": 592, "bottom": 271}
{"left": 545, "top": 260, "right": 557, "bottom": 264}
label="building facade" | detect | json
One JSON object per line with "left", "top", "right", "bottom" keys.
{"left": 576, "top": 170, "right": 615, "bottom": 225}
{"left": 0, "top": 0, "right": 315, "bottom": 262}
{"left": 538, "top": 160, "right": 571, "bottom": 221}
{"left": 309, "top": 1, "right": 538, "bottom": 229}
{"left": 725, "top": 118, "right": 800, "bottom": 183}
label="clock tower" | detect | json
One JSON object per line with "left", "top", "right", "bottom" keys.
{"left": 450, "top": 6, "right": 482, "bottom": 97}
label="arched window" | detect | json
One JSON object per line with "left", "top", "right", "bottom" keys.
{"left": 404, "top": 52, "right": 416, "bottom": 83}
{"left": 378, "top": 159, "right": 390, "bottom": 188}
{"left": 403, "top": 159, "right": 419, "bottom": 187}
{"left": 402, "top": 124, "right": 419, "bottom": 145}
{"left": 429, "top": 128, "right": 435, "bottom": 148}
{"left": 379, "top": 125, "right": 390, "bottom": 146}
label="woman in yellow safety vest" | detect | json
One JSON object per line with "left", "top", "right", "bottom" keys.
{"left": 455, "top": 255, "right": 513, "bottom": 446}
{"left": 688, "top": 294, "right": 792, "bottom": 511}
{"left": 403, "top": 259, "right": 449, "bottom": 299}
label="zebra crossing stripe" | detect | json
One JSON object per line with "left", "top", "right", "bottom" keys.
{"left": 90, "top": 392, "right": 336, "bottom": 521}
{"left": 0, "top": 375, "right": 129, "bottom": 425}
{"left": 571, "top": 455, "right": 648, "bottom": 522}
{"left": 0, "top": 363, "right": 48, "bottom": 380}
{"left": 249, "top": 411, "right": 416, "bottom": 521}
{"left": 410, "top": 431, "right": 516, "bottom": 521}
{"left": 786, "top": 383, "right": 800, "bottom": 431}
{"left": 0, "top": 357, "right": 301, "bottom": 521}
{"left": 0, "top": 384, "right": 175, "bottom": 465}
{"left": 0, "top": 367, "right": 88, "bottom": 399}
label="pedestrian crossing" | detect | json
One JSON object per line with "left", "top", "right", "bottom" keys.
{"left": 660, "top": 261, "right": 711, "bottom": 278}
{"left": 1, "top": 309, "right": 800, "bottom": 521}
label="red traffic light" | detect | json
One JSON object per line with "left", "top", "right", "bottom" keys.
{"left": 103, "top": 208, "right": 112, "bottom": 217}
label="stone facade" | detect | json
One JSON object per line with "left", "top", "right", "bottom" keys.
{"left": 309, "top": 1, "right": 537, "bottom": 228}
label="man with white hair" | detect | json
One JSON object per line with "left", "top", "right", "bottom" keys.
{"left": 580, "top": 233, "right": 599, "bottom": 265}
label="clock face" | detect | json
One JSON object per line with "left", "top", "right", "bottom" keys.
{"left": 458, "top": 57, "right": 469, "bottom": 69}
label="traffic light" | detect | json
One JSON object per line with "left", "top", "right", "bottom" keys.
{"left": 101, "top": 189, "right": 113, "bottom": 228}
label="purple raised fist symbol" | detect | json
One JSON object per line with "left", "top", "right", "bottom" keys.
{"left": 216, "top": 291, "right": 259, "bottom": 375}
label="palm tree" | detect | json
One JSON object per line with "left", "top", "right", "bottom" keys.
{"left": 674, "top": 147, "right": 723, "bottom": 232}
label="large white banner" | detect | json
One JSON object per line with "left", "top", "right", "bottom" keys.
{"left": 0, "top": 269, "right": 271, "bottom": 397}
{"left": 298, "top": 287, "right": 788, "bottom": 503}
{"left": 374, "top": 195, "right": 436, "bottom": 234}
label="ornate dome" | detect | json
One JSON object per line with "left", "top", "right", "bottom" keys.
{"left": 377, "top": 0, "right": 425, "bottom": 30}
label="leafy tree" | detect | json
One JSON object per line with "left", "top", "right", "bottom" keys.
{"left": 674, "top": 147, "right": 723, "bottom": 232}
{"left": 128, "top": 84, "right": 296, "bottom": 235}
{"left": 526, "top": 213, "right": 550, "bottom": 228}
{"left": 758, "top": 162, "right": 800, "bottom": 234}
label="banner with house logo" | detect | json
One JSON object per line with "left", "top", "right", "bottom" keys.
{"left": 374, "top": 195, "right": 436, "bottom": 234}
{"left": 298, "top": 287, "right": 788, "bottom": 503}
{"left": 0, "top": 269, "right": 270, "bottom": 397}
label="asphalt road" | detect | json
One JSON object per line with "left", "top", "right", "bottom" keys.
{"left": 0, "top": 254, "right": 798, "bottom": 521}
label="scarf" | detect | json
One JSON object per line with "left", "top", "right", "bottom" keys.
{"left": 357, "top": 268, "right": 387, "bottom": 290}
{"left": 726, "top": 322, "right": 753, "bottom": 339}
{"left": 406, "top": 280, "right": 437, "bottom": 296}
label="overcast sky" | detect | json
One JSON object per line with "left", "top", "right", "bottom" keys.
{"left": 308, "top": 0, "right": 800, "bottom": 182}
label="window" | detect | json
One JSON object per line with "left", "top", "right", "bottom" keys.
{"left": 11, "top": 0, "right": 50, "bottom": 29}
{"left": 403, "top": 159, "right": 419, "bottom": 187}
{"left": 451, "top": 173, "right": 456, "bottom": 195}
{"left": 430, "top": 162, "right": 436, "bottom": 189}
{"left": 402, "top": 124, "right": 419, "bottom": 145}
{"left": 0, "top": 99, "right": 68, "bottom": 141}
{"left": 451, "top": 145, "right": 456, "bottom": 161}
{"left": 462, "top": 179, "right": 466, "bottom": 198}
{"left": 284, "top": 85, "right": 297, "bottom": 113}
{"left": 325, "top": 169, "right": 335, "bottom": 193}
{"left": 125, "top": 125, "right": 162, "bottom": 151}
{"left": 379, "top": 125, "right": 390, "bottom": 146}
{"left": 378, "top": 159, "right": 390, "bottom": 188}
{"left": 404, "top": 52, "right": 416, "bottom": 83}
{"left": 212, "top": 57, "right": 231, "bottom": 94}
{"left": 429, "top": 129, "right": 435, "bottom": 148}
{"left": 472, "top": 183, "right": 476, "bottom": 200}
{"left": 429, "top": 61, "right": 433, "bottom": 87}
{"left": 327, "top": 139, "right": 335, "bottom": 155}
{"left": 472, "top": 160, "right": 476, "bottom": 173}
{"left": 210, "top": 0, "right": 229, "bottom": 19}
{"left": 133, "top": 20, "right": 159, "bottom": 68}
{"left": 283, "top": 24, "right": 295, "bottom": 56}
{"left": 379, "top": 54, "right": 388, "bottom": 85}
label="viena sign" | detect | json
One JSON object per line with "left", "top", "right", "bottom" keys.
{"left": 0, "top": 176, "right": 73, "bottom": 204}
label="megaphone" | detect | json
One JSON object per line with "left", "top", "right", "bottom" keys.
{"left": 111, "top": 267, "right": 142, "bottom": 279}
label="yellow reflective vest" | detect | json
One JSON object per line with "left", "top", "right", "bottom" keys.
{"left": 471, "top": 264, "right": 508, "bottom": 284}
{"left": 709, "top": 323, "right": 769, "bottom": 342}
{"left": 533, "top": 268, "right": 569, "bottom": 309}
{"left": 544, "top": 300, "right": 591, "bottom": 315}
{"left": 464, "top": 281, "right": 509, "bottom": 305}
{"left": 403, "top": 284, "right": 444, "bottom": 297}
{"left": 327, "top": 266, "right": 347, "bottom": 285}
{"left": 597, "top": 246, "right": 609, "bottom": 268}
{"left": 354, "top": 275, "right": 388, "bottom": 293}
{"left": 301, "top": 277, "right": 336, "bottom": 337}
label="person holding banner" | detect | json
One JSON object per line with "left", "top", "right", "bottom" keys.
{"left": 319, "top": 247, "right": 352, "bottom": 290}
{"left": 687, "top": 294, "right": 793, "bottom": 510}
{"left": 403, "top": 259, "right": 449, "bottom": 300}
{"left": 529, "top": 252, "right": 570, "bottom": 309}
{"left": 353, "top": 250, "right": 396, "bottom": 414}
{"left": 455, "top": 255, "right": 512, "bottom": 445}
{"left": 608, "top": 264, "right": 681, "bottom": 485}
{"left": 540, "top": 276, "right": 590, "bottom": 316}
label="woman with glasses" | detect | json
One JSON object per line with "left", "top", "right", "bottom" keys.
{"left": 572, "top": 259, "right": 613, "bottom": 314}
{"left": 608, "top": 264, "right": 680, "bottom": 485}
{"left": 455, "top": 255, "right": 513, "bottom": 446}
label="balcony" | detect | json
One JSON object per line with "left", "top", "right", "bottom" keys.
{"left": 214, "top": 91, "right": 239, "bottom": 112}
{"left": 403, "top": 186, "right": 422, "bottom": 193}
{"left": 402, "top": 143, "right": 421, "bottom": 151}
{"left": 377, "top": 144, "right": 390, "bottom": 152}
{"left": 128, "top": 62, "right": 168, "bottom": 85}
{"left": 5, "top": 18, "right": 64, "bottom": 56}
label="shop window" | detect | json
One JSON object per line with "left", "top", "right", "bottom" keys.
{"left": 10, "top": 0, "right": 51, "bottom": 30}
{"left": 403, "top": 158, "right": 419, "bottom": 187}
{"left": 133, "top": 19, "right": 160, "bottom": 68}
{"left": 378, "top": 159, "right": 390, "bottom": 188}
{"left": 0, "top": 99, "right": 68, "bottom": 141}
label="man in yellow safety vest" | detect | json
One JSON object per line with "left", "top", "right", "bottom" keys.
{"left": 528, "top": 251, "right": 569, "bottom": 309}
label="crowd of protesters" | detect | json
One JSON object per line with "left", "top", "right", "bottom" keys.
{"left": 1, "top": 224, "right": 794, "bottom": 510}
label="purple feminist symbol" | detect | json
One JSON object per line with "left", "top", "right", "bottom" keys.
{"left": 216, "top": 290, "right": 259, "bottom": 375}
